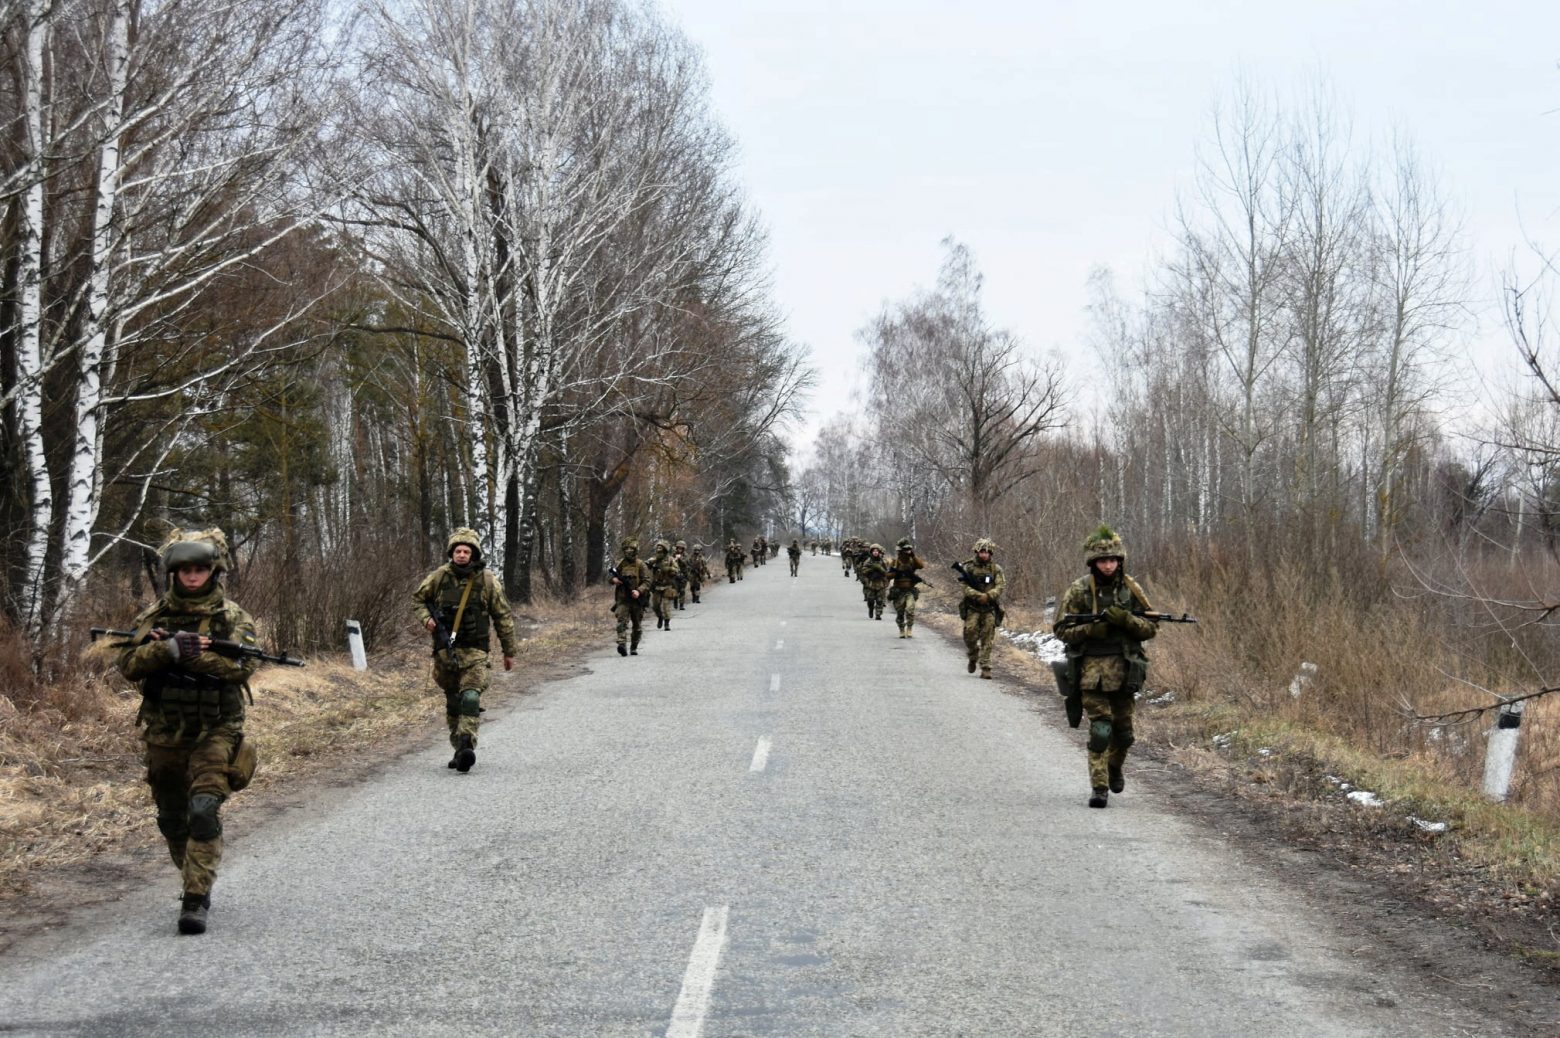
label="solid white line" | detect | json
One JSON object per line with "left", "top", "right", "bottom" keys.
{"left": 775, "top": 639, "right": 784, "bottom": 650}
{"left": 666, "top": 905, "right": 730, "bottom": 1038}
{"left": 750, "top": 736, "right": 772, "bottom": 772}
{"left": 769, "top": 673, "right": 781, "bottom": 692}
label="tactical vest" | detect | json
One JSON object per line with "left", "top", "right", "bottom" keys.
{"left": 434, "top": 568, "right": 491, "bottom": 649}
{"left": 135, "top": 600, "right": 246, "bottom": 732}
{"left": 1071, "top": 577, "right": 1148, "bottom": 659}
{"left": 960, "top": 559, "right": 1000, "bottom": 608}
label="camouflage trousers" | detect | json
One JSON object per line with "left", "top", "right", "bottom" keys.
{"left": 862, "top": 585, "right": 886, "bottom": 616}
{"left": 652, "top": 588, "right": 676, "bottom": 621}
{"left": 144, "top": 721, "right": 243, "bottom": 897}
{"left": 890, "top": 588, "right": 919, "bottom": 630}
{"left": 789, "top": 558, "right": 799, "bottom": 576}
{"left": 614, "top": 600, "right": 646, "bottom": 646}
{"left": 1079, "top": 655, "right": 1135, "bottom": 790}
{"left": 963, "top": 607, "right": 998, "bottom": 668}
{"left": 432, "top": 649, "right": 490, "bottom": 748}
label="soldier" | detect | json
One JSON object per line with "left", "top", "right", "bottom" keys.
{"left": 610, "top": 538, "right": 651, "bottom": 655}
{"left": 887, "top": 537, "right": 926, "bottom": 638}
{"left": 688, "top": 544, "right": 710, "bottom": 603}
{"left": 725, "top": 539, "right": 744, "bottom": 582}
{"left": 857, "top": 543, "right": 890, "bottom": 619}
{"left": 751, "top": 536, "right": 764, "bottom": 569}
{"left": 1053, "top": 526, "right": 1157, "bottom": 809}
{"left": 957, "top": 538, "right": 1005, "bottom": 676}
{"left": 116, "top": 528, "right": 259, "bottom": 935}
{"left": 841, "top": 537, "right": 855, "bottom": 577}
{"left": 823, "top": 539, "right": 833, "bottom": 555}
{"left": 412, "top": 527, "right": 519, "bottom": 775}
{"left": 770, "top": 539, "right": 780, "bottom": 560}
{"left": 673, "top": 540, "right": 690, "bottom": 609}
{"left": 809, "top": 539, "right": 818, "bottom": 556}
{"left": 787, "top": 538, "right": 802, "bottom": 576}
{"left": 649, "top": 539, "right": 681, "bottom": 629}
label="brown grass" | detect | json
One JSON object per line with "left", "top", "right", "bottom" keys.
{"left": 0, "top": 586, "right": 605, "bottom": 910}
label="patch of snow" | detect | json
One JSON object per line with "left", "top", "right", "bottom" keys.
{"left": 1212, "top": 731, "right": 1237, "bottom": 750}
{"left": 1410, "top": 817, "right": 1449, "bottom": 833}
{"left": 1001, "top": 628, "right": 1068, "bottom": 663}
{"left": 1257, "top": 746, "right": 1276, "bottom": 757}
{"left": 1147, "top": 690, "right": 1177, "bottom": 706}
{"left": 1346, "top": 790, "right": 1384, "bottom": 808}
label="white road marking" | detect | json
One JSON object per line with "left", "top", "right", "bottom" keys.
{"left": 769, "top": 673, "right": 781, "bottom": 692}
{"left": 750, "top": 737, "right": 772, "bottom": 772}
{"left": 666, "top": 905, "right": 730, "bottom": 1038}
{"left": 775, "top": 639, "right": 784, "bottom": 650}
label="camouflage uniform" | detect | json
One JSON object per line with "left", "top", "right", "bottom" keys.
{"left": 809, "top": 540, "right": 818, "bottom": 556}
{"left": 649, "top": 540, "right": 681, "bottom": 628}
{"left": 958, "top": 538, "right": 1005, "bottom": 673}
{"left": 841, "top": 538, "right": 856, "bottom": 577}
{"left": 856, "top": 545, "right": 890, "bottom": 619}
{"left": 725, "top": 540, "right": 744, "bottom": 582}
{"left": 687, "top": 546, "right": 710, "bottom": 603}
{"left": 116, "top": 528, "right": 260, "bottom": 934}
{"left": 887, "top": 538, "right": 926, "bottom": 637}
{"left": 1053, "top": 526, "right": 1157, "bottom": 807}
{"left": 672, "top": 541, "right": 690, "bottom": 609}
{"left": 752, "top": 537, "right": 765, "bottom": 568}
{"left": 412, "top": 528, "right": 520, "bottom": 768}
{"left": 823, "top": 539, "right": 833, "bottom": 555}
{"left": 611, "top": 539, "right": 652, "bottom": 654}
{"left": 787, "top": 540, "right": 802, "bottom": 576}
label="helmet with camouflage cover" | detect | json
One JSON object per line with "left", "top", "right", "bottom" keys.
{"left": 972, "top": 537, "right": 997, "bottom": 554}
{"left": 447, "top": 526, "right": 483, "bottom": 563}
{"left": 654, "top": 539, "right": 670, "bottom": 553}
{"left": 621, "top": 537, "right": 640, "bottom": 557}
{"left": 1083, "top": 524, "right": 1125, "bottom": 564}
{"left": 692, "top": 543, "right": 705, "bottom": 555}
{"left": 895, "top": 536, "right": 913, "bottom": 552}
{"left": 869, "top": 542, "right": 884, "bottom": 555}
{"left": 160, "top": 527, "right": 230, "bottom": 576}
{"left": 674, "top": 540, "right": 687, "bottom": 552}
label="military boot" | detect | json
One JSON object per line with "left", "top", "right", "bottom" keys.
{"left": 617, "top": 643, "right": 628, "bottom": 657}
{"left": 967, "top": 658, "right": 977, "bottom": 673}
{"left": 1088, "top": 788, "right": 1109, "bottom": 809}
{"left": 454, "top": 734, "right": 476, "bottom": 773}
{"left": 663, "top": 616, "right": 671, "bottom": 630}
{"left": 1108, "top": 764, "right": 1125, "bottom": 794}
{"left": 630, "top": 633, "right": 640, "bottom": 655}
{"left": 177, "top": 893, "right": 210, "bottom": 935}
{"left": 656, "top": 616, "right": 663, "bottom": 629}
{"left": 875, "top": 608, "right": 883, "bottom": 620}
{"left": 905, "top": 626, "right": 914, "bottom": 638}
{"left": 980, "top": 667, "right": 991, "bottom": 680}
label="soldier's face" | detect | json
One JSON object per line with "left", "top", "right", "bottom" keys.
{"left": 452, "top": 545, "right": 474, "bottom": 566}
{"left": 978, "top": 550, "right": 992, "bottom": 562}
{"left": 1095, "top": 557, "right": 1120, "bottom": 577}
{"left": 175, "top": 563, "right": 212, "bottom": 593}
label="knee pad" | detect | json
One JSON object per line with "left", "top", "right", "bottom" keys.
{"left": 459, "top": 688, "right": 482, "bottom": 717}
{"left": 188, "top": 793, "right": 222, "bottom": 841}
{"left": 1114, "top": 722, "right": 1135, "bottom": 751}
{"left": 157, "top": 811, "right": 189, "bottom": 842}
{"left": 1088, "top": 719, "right": 1113, "bottom": 754}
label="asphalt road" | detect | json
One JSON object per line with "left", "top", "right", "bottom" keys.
{"left": 0, "top": 554, "right": 1519, "bottom": 1037}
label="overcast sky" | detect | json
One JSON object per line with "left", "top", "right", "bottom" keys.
{"left": 656, "top": 1, "right": 1560, "bottom": 457}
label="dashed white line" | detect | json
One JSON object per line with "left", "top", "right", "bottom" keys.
{"left": 769, "top": 673, "right": 781, "bottom": 692}
{"left": 666, "top": 905, "right": 730, "bottom": 1038}
{"left": 750, "top": 737, "right": 772, "bottom": 772}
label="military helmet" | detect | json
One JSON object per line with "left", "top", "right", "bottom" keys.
{"left": 675, "top": 540, "right": 687, "bottom": 551}
{"left": 1084, "top": 524, "right": 1126, "bottom": 564}
{"left": 692, "top": 543, "right": 705, "bottom": 554}
{"left": 655, "top": 539, "right": 670, "bottom": 552}
{"left": 896, "top": 537, "right": 913, "bottom": 551}
{"left": 447, "top": 526, "right": 483, "bottom": 561}
{"left": 973, "top": 537, "right": 997, "bottom": 554}
{"left": 621, "top": 537, "right": 640, "bottom": 553}
{"left": 869, "top": 542, "right": 884, "bottom": 554}
{"left": 160, "top": 528, "right": 229, "bottom": 575}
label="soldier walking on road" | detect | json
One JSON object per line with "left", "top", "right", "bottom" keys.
{"left": 958, "top": 538, "right": 1005, "bottom": 676}
{"left": 887, "top": 537, "right": 926, "bottom": 638}
{"left": 650, "top": 539, "right": 681, "bottom": 629}
{"left": 725, "top": 539, "right": 744, "bottom": 582}
{"left": 610, "top": 538, "right": 651, "bottom": 655}
{"left": 788, "top": 539, "right": 802, "bottom": 576}
{"left": 1053, "top": 526, "right": 1157, "bottom": 809}
{"left": 116, "top": 528, "right": 260, "bottom": 935}
{"left": 688, "top": 544, "right": 710, "bottom": 603}
{"left": 752, "top": 536, "right": 765, "bottom": 569}
{"left": 673, "top": 540, "right": 690, "bottom": 610}
{"left": 412, "top": 528, "right": 519, "bottom": 775}
{"left": 857, "top": 543, "right": 890, "bottom": 620}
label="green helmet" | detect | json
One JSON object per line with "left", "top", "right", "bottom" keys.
{"left": 1084, "top": 525, "right": 1126, "bottom": 564}
{"left": 869, "top": 542, "right": 884, "bottom": 555}
{"left": 973, "top": 537, "right": 997, "bottom": 554}
{"left": 675, "top": 540, "right": 687, "bottom": 551}
{"left": 447, "top": 526, "right": 483, "bottom": 562}
{"left": 655, "top": 539, "right": 670, "bottom": 553}
{"left": 896, "top": 537, "right": 913, "bottom": 552}
{"left": 160, "top": 528, "right": 229, "bottom": 575}
{"left": 621, "top": 537, "right": 640, "bottom": 554}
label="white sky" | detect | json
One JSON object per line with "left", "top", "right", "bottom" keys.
{"left": 656, "top": 1, "right": 1560, "bottom": 457}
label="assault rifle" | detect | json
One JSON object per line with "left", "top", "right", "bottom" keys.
{"left": 1056, "top": 610, "right": 1197, "bottom": 628}
{"left": 887, "top": 567, "right": 931, "bottom": 589}
{"left": 90, "top": 627, "right": 305, "bottom": 667}
{"left": 950, "top": 561, "right": 990, "bottom": 592}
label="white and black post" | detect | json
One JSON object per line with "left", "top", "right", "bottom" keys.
{"left": 345, "top": 619, "right": 368, "bottom": 672}
{"left": 1481, "top": 700, "right": 1525, "bottom": 802}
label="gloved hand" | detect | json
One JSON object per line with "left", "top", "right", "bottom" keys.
{"left": 972, "top": 592, "right": 989, "bottom": 605}
{"left": 1103, "top": 605, "right": 1133, "bottom": 628}
{"left": 170, "top": 630, "right": 205, "bottom": 660}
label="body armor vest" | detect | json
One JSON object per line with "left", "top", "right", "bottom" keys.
{"left": 137, "top": 603, "right": 245, "bottom": 731}
{"left": 435, "top": 569, "right": 491, "bottom": 649}
{"left": 1074, "top": 578, "right": 1148, "bottom": 659}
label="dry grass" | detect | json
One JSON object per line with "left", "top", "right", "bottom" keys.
{"left": 0, "top": 587, "right": 605, "bottom": 909}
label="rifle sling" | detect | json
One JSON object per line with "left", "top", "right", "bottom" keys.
{"left": 449, "top": 574, "right": 477, "bottom": 654}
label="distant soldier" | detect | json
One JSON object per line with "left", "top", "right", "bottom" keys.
{"left": 688, "top": 544, "right": 710, "bottom": 603}
{"left": 673, "top": 540, "right": 690, "bottom": 610}
{"left": 823, "top": 539, "right": 833, "bottom": 555}
{"left": 610, "top": 538, "right": 651, "bottom": 655}
{"left": 787, "top": 538, "right": 802, "bottom": 576}
{"left": 752, "top": 536, "right": 764, "bottom": 568}
{"left": 770, "top": 539, "right": 780, "bottom": 559}
{"left": 116, "top": 528, "right": 259, "bottom": 935}
{"left": 809, "top": 539, "right": 818, "bottom": 556}
{"left": 725, "top": 539, "right": 745, "bottom": 582}
{"left": 412, "top": 527, "right": 519, "bottom": 774}
{"left": 650, "top": 539, "right": 681, "bottom": 629}
{"left": 957, "top": 538, "right": 1005, "bottom": 676}
{"left": 857, "top": 543, "right": 890, "bottom": 620}
{"left": 887, "top": 537, "right": 926, "bottom": 638}
{"left": 841, "top": 537, "right": 856, "bottom": 577}
{"left": 1053, "top": 526, "right": 1157, "bottom": 809}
